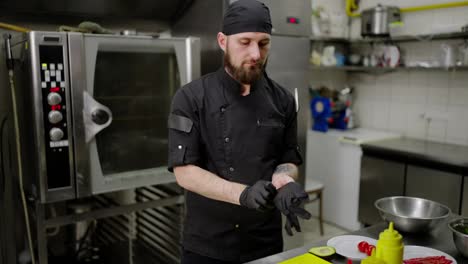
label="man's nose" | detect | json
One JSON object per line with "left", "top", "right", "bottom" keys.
{"left": 249, "top": 44, "right": 261, "bottom": 61}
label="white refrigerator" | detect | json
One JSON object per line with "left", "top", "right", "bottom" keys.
{"left": 305, "top": 128, "right": 400, "bottom": 231}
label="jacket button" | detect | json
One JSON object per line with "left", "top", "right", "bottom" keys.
{"left": 229, "top": 167, "right": 235, "bottom": 172}
{"left": 178, "top": 145, "right": 182, "bottom": 149}
{"left": 235, "top": 224, "right": 239, "bottom": 228}
{"left": 221, "top": 107, "right": 226, "bottom": 113}
{"left": 224, "top": 137, "right": 230, "bottom": 143}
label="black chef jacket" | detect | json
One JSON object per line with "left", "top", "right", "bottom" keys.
{"left": 167, "top": 67, "right": 302, "bottom": 263}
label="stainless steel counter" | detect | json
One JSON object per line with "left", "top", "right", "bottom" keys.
{"left": 361, "top": 138, "right": 468, "bottom": 174}
{"left": 358, "top": 137, "right": 468, "bottom": 224}
{"left": 246, "top": 217, "right": 466, "bottom": 264}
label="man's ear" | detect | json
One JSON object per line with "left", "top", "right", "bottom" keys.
{"left": 217, "top": 32, "right": 227, "bottom": 52}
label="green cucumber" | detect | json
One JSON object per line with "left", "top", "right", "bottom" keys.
{"left": 308, "top": 246, "right": 336, "bottom": 257}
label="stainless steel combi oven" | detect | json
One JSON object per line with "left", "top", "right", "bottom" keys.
{"left": 12, "top": 31, "right": 200, "bottom": 203}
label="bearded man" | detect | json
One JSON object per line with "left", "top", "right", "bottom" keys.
{"left": 167, "top": 1, "right": 311, "bottom": 263}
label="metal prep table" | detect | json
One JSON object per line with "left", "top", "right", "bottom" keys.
{"left": 359, "top": 138, "right": 468, "bottom": 226}
{"left": 246, "top": 216, "right": 466, "bottom": 264}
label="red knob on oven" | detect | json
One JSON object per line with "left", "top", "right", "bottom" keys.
{"left": 47, "top": 92, "right": 62, "bottom": 106}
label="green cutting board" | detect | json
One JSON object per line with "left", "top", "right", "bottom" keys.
{"left": 279, "top": 253, "right": 332, "bottom": 264}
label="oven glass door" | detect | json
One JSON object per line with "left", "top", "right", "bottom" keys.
{"left": 70, "top": 34, "right": 198, "bottom": 196}
{"left": 94, "top": 51, "right": 176, "bottom": 173}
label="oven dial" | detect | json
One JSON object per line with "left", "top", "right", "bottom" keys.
{"left": 49, "top": 128, "right": 64, "bottom": 141}
{"left": 47, "top": 92, "right": 62, "bottom": 105}
{"left": 48, "top": 111, "right": 63, "bottom": 124}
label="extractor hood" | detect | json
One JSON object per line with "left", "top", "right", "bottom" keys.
{"left": 0, "top": 0, "right": 194, "bottom": 24}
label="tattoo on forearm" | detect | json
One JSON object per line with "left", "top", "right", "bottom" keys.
{"left": 274, "top": 164, "right": 294, "bottom": 174}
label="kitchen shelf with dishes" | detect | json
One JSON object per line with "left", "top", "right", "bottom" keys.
{"left": 309, "top": 65, "right": 468, "bottom": 72}
{"left": 309, "top": 31, "right": 468, "bottom": 43}
{"left": 309, "top": 30, "right": 468, "bottom": 74}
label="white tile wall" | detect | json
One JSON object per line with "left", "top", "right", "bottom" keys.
{"left": 407, "top": 72, "right": 428, "bottom": 104}
{"left": 354, "top": 101, "right": 373, "bottom": 128}
{"left": 313, "top": 0, "right": 468, "bottom": 146}
{"left": 389, "top": 102, "right": 409, "bottom": 133}
{"left": 372, "top": 101, "right": 391, "bottom": 130}
{"left": 351, "top": 68, "right": 468, "bottom": 145}
{"left": 406, "top": 104, "right": 427, "bottom": 138}
{"left": 403, "top": 42, "right": 432, "bottom": 64}
{"left": 446, "top": 106, "right": 468, "bottom": 144}
{"left": 390, "top": 72, "right": 410, "bottom": 103}
{"left": 427, "top": 72, "right": 450, "bottom": 106}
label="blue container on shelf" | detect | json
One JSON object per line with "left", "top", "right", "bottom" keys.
{"left": 310, "top": 97, "right": 332, "bottom": 132}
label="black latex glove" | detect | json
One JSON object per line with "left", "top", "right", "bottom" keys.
{"left": 274, "top": 182, "right": 312, "bottom": 236}
{"left": 284, "top": 201, "right": 312, "bottom": 236}
{"left": 239, "top": 180, "right": 277, "bottom": 212}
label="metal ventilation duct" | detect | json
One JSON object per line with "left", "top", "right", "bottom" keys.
{"left": 0, "top": 0, "right": 195, "bottom": 25}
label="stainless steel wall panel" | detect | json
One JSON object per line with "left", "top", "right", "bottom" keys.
{"left": 406, "top": 165, "right": 462, "bottom": 214}
{"left": 265, "top": 36, "right": 310, "bottom": 182}
{"left": 359, "top": 156, "right": 405, "bottom": 225}
{"left": 172, "top": 0, "right": 227, "bottom": 75}
{"left": 259, "top": 0, "right": 311, "bottom": 37}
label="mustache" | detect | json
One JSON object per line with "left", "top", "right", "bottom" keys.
{"left": 245, "top": 57, "right": 269, "bottom": 67}
{"left": 243, "top": 60, "right": 263, "bottom": 68}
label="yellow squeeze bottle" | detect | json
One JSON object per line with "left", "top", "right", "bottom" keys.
{"left": 361, "top": 248, "right": 385, "bottom": 264}
{"left": 376, "top": 222, "right": 404, "bottom": 264}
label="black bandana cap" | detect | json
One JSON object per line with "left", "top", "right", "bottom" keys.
{"left": 222, "top": 0, "right": 272, "bottom": 35}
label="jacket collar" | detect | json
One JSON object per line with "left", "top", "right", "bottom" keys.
{"left": 217, "top": 67, "right": 265, "bottom": 103}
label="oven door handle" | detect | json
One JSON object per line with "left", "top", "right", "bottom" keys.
{"left": 83, "top": 91, "right": 113, "bottom": 143}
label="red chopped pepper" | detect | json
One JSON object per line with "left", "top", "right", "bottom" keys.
{"left": 357, "top": 241, "right": 375, "bottom": 256}
{"left": 403, "top": 256, "right": 453, "bottom": 264}
{"left": 358, "top": 241, "right": 369, "bottom": 253}
{"left": 365, "top": 245, "right": 375, "bottom": 256}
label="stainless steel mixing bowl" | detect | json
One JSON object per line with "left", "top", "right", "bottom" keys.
{"left": 448, "top": 218, "right": 468, "bottom": 258}
{"left": 374, "top": 196, "right": 450, "bottom": 233}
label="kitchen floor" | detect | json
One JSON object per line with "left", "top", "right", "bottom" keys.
{"left": 283, "top": 203, "right": 349, "bottom": 251}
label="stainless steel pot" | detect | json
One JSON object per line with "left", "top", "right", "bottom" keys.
{"left": 361, "top": 4, "right": 401, "bottom": 37}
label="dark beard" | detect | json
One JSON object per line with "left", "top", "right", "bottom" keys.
{"left": 224, "top": 52, "right": 265, "bottom": 85}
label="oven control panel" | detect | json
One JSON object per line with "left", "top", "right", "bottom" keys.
{"left": 39, "top": 45, "right": 71, "bottom": 189}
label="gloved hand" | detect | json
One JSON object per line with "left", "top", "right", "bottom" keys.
{"left": 274, "top": 182, "right": 311, "bottom": 236}
{"left": 283, "top": 200, "right": 312, "bottom": 236}
{"left": 239, "top": 180, "right": 277, "bottom": 212}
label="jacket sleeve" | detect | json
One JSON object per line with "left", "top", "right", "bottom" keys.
{"left": 167, "top": 87, "right": 202, "bottom": 172}
{"left": 278, "top": 94, "right": 303, "bottom": 166}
